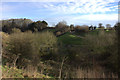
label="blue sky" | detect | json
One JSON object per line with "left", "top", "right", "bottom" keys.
{"left": 1, "top": 0, "right": 119, "bottom": 27}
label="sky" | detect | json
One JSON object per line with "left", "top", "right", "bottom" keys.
{"left": 0, "top": 0, "right": 119, "bottom": 27}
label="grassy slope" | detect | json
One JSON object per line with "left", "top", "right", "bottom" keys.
{"left": 57, "top": 32, "right": 83, "bottom": 45}
{"left": 42, "top": 28, "right": 84, "bottom": 45}
{"left": 43, "top": 29, "right": 112, "bottom": 46}
{"left": 57, "top": 30, "right": 104, "bottom": 45}
{"left": 43, "top": 28, "right": 56, "bottom": 32}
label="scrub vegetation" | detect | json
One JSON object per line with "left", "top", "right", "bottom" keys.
{"left": 0, "top": 19, "right": 119, "bottom": 78}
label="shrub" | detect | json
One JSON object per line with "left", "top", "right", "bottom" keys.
{"left": 3, "top": 30, "right": 57, "bottom": 67}
{"left": 56, "top": 31, "right": 62, "bottom": 36}
{"left": 1, "top": 32, "right": 10, "bottom": 65}
{"left": 75, "top": 66, "right": 118, "bottom": 78}
{"left": 75, "top": 25, "right": 89, "bottom": 34}
{"left": 84, "top": 30, "right": 116, "bottom": 54}
{"left": 2, "top": 65, "right": 24, "bottom": 78}
{"left": 33, "top": 31, "right": 57, "bottom": 57}
{"left": 84, "top": 30, "right": 118, "bottom": 72}
{"left": 28, "top": 20, "right": 48, "bottom": 32}
{"left": 55, "top": 21, "right": 70, "bottom": 33}
{"left": 2, "top": 65, "right": 51, "bottom": 78}
{"left": 5, "top": 30, "right": 35, "bottom": 67}
{"left": 11, "top": 28, "right": 21, "bottom": 33}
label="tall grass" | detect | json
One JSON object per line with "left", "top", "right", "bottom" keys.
{"left": 75, "top": 66, "right": 118, "bottom": 78}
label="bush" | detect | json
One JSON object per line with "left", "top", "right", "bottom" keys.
{"left": 3, "top": 30, "right": 57, "bottom": 67}
{"left": 56, "top": 31, "right": 62, "bottom": 36}
{"left": 2, "top": 65, "right": 51, "bottom": 78}
{"left": 11, "top": 28, "right": 21, "bottom": 33}
{"left": 84, "top": 30, "right": 118, "bottom": 72}
{"left": 1, "top": 32, "right": 10, "bottom": 62}
{"left": 28, "top": 20, "right": 48, "bottom": 32}
{"left": 2, "top": 65, "right": 24, "bottom": 78}
{"left": 55, "top": 21, "right": 70, "bottom": 33}
{"left": 4, "top": 30, "right": 35, "bottom": 67}
{"left": 84, "top": 30, "right": 116, "bottom": 54}
{"left": 33, "top": 31, "right": 57, "bottom": 57}
{"left": 75, "top": 25, "right": 89, "bottom": 34}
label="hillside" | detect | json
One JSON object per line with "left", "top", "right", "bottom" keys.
{"left": 1, "top": 19, "right": 119, "bottom": 78}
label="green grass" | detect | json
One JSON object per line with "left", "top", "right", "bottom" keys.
{"left": 74, "top": 32, "right": 87, "bottom": 36}
{"left": 57, "top": 30, "right": 101, "bottom": 45}
{"left": 58, "top": 32, "right": 83, "bottom": 45}
{"left": 57, "top": 30, "right": 100, "bottom": 45}
{"left": 46, "top": 29, "right": 115, "bottom": 46}
{"left": 88, "top": 30, "right": 99, "bottom": 35}
{"left": 44, "top": 29, "right": 56, "bottom": 32}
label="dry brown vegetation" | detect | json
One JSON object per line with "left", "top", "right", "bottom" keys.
{"left": 1, "top": 19, "right": 119, "bottom": 78}
{"left": 75, "top": 66, "right": 118, "bottom": 78}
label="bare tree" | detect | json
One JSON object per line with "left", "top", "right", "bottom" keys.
{"left": 13, "top": 54, "right": 21, "bottom": 68}
{"left": 59, "top": 56, "right": 67, "bottom": 79}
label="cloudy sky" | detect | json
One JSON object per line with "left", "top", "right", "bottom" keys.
{"left": 1, "top": 0, "right": 119, "bottom": 27}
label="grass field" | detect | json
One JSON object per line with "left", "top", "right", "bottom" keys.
{"left": 57, "top": 29, "right": 111, "bottom": 45}
{"left": 44, "top": 28, "right": 56, "bottom": 32}
{"left": 57, "top": 32, "right": 84, "bottom": 45}
{"left": 43, "top": 29, "right": 113, "bottom": 46}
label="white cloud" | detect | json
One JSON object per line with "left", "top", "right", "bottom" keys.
{"left": 1, "top": 0, "right": 74, "bottom": 2}
{"left": 38, "top": 0, "right": 118, "bottom": 15}
{"left": 2, "top": 0, "right": 119, "bottom": 2}
{"left": 45, "top": 13, "right": 117, "bottom": 26}
{"left": 74, "top": 14, "right": 117, "bottom": 21}
{"left": 1, "top": 0, "right": 118, "bottom": 26}
{"left": 1, "top": 0, "right": 118, "bottom": 15}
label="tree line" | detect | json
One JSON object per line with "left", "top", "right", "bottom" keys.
{"left": 1, "top": 18, "right": 115, "bottom": 35}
